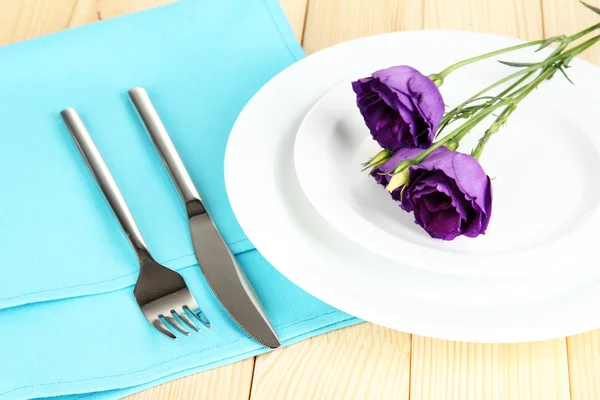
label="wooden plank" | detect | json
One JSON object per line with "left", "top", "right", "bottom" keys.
{"left": 423, "top": 0, "right": 543, "bottom": 40}
{"left": 411, "top": 1, "right": 571, "bottom": 399}
{"left": 67, "top": 1, "right": 264, "bottom": 399}
{"left": 250, "top": 3, "right": 418, "bottom": 398}
{"left": 68, "top": 0, "right": 176, "bottom": 27}
{"left": 250, "top": 324, "right": 411, "bottom": 400}
{"left": 541, "top": 0, "right": 600, "bottom": 67}
{"left": 110, "top": 0, "right": 307, "bottom": 397}
{"left": 541, "top": 3, "right": 600, "bottom": 399}
{"left": 411, "top": 337, "right": 570, "bottom": 400}
{"left": 0, "top": 1, "right": 259, "bottom": 399}
{"left": 302, "top": 0, "right": 424, "bottom": 54}
{"left": 125, "top": 359, "right": 255, "bottom": 400}
{"left": 68, "top": 0, "right": 307, "bottom": 37}
{"left": 0, "top": 0, "right": 78, "bottom": 46}
{"left": 567, "top": 330, "right": 600, "bottom": 400}
{"left": 278, "top": 0, "right": 309, "bottom": 43}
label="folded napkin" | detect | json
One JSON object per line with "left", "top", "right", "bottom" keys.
{"left": 0, "top": 1, "right": 359, "bottom": 398}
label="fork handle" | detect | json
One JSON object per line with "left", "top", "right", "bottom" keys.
{"left": 128, "top": 87, "right": 204, "bottom": 217}
{"left": 61, "top": 108, "right": 149, "bottom": 256}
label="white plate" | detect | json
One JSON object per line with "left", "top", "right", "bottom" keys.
{"left": 225, "top": 30, "right": 600, "bottom": 342}
{"left": 293, "top": 80, "right": 600, "bottom": 279}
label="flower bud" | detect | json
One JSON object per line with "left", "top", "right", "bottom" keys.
{"left": 428, "top": 73, "right": 444, "bottom": 87}
{"left": 385, "top": 161, "right": 411, "bottom": 192}
{"left": 370, "top": 149, "right": 393, "bottom": 167}
{"left": 446, "top": 141, "right": 459, "bottom": 151}
{"left": 361, "top": 149, "right": 393, "bottom": 172}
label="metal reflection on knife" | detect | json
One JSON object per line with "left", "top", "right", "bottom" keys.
{"left": 128, "top": 87, "right": 280, "bottom": 349}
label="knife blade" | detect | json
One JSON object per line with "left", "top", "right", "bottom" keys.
{"left": 128, "top": 87, "right": 280, "bottom": 349}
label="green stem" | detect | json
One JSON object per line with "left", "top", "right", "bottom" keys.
{"left": 450, "top": 104, "right": 508, "bottom": 144}
{"left": 435, "top": 32, "right": 600, "bottom": 138}
{"left": 514, "top": 65, "right": 560, "bottom": 104}
{"left": 403, "top": 100, "right": 512, "bottom": 168}
{"left": 468, "top": 36, "right": 600, "bottom": 160}
{"left": 448, "top": 34, "right": 600, "bottom": 113}
{"left": 470, "top": 106, "right": 514, "bottom": 160}
{"left": 434, "top": 40, "right": 545, "bottom": 81}
{"left": 436, "top": 73, "right": 533, "bottom": 138}
{"left": 471, "top": 65, "right": 559, "bottom": 159}
{"left": 496, "top": 71, "right": 534, "bottom": 98}
{"left": 437, "top": 98, "right": 491, "bottom": 129}
{"left": 569, "top": 21, "right": 600, "bottom": 42}
{"left": 433, "top": 22, "right": 600, "bottom": 83}
{"left": 372, "top": 22, "right": 600, "bottom": 180}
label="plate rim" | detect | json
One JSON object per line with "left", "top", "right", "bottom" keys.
{"left": 225, "top": 29, "right": 600, "bottom": 342}
{"left": 292, "top": 77, "right": 600, "bottom": 279}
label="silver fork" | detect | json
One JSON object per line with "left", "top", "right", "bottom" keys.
{"left": 61, "top": 108, "right": 210, "bottom": 339}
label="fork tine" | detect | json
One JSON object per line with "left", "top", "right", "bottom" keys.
{"left": 163, "top": 313, "right": 190, "bottom": 336}
{"left": 172, "top": 309, "right": 198, "bottom": 332}
{"left": 185, "top": 305, "right": 211, "bottom": 328}
{"left": 62, "top": 109, "right": 211, "bottom": 341}
{"left": 152, "top": 318, "right": 177, "bottom": 339}
{"left": 176, "top": 309, "right": 200, "bottom": 332}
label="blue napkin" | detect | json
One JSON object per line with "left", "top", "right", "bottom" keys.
{"left": 0, "top": 1, "right": 359, "bottom": 398}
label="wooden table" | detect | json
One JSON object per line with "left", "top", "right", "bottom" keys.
{"left": 2, "top": 0, "right": 599, "bottom": 398}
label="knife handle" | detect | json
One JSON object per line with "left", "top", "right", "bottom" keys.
{"left": 61, "top": 108, "right": 150, "bottom": 256}
{"left": 128, "top": 87, "right": 204, "bottom": 218}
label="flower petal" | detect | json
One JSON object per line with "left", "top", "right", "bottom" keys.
{"left": 352, "top": 66, "right": 445, "bottom": 150}
{"left": 414, "top": 204, "right": 461, "bottom": 240}
{"left": 407, "top": 74, "right": 446, "bottom": 135}
{"left": 410, "top": 170, "right": 470, "bottom": 221}
{"left": 449, "top": 152, "right": 490, "bottom": 214}
{"left": 421, "top": 192, "right": 453, "bottom": 212}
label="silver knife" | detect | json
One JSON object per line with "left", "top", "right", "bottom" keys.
{"left": 127, "top": 87, "right": 280, "bottom": 349}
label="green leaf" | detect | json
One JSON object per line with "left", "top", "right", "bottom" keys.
{"left": 498, "top": 60, "right": 538, "bottom": 68}
{"left": 558, "top": 66, "right": 575, "bottom": 84}
{"left": 386, "top": 170, "right": 409, "bottom": 192}
{"left": 581, "top": 0, "right": 600, "bottom": 14}
{"left": 546, "top": 69, "right": 559, "bottom": 80}
{"left": 535, "top": 35, "right": 564, "bottom": 52}
{"left": 563, "top": 56, "right": 574, "bottom": 68}
{"left": 360, "top": 149, "right": 392, "bottom": 172}
{"left": 360, "top": 163, "right": 376, "bottom": 172}
{"left": 435, "top": 119, "right": 451, "bottom": 138}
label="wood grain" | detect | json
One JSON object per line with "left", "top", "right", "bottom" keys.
{"left": 250, "top": 324, "right": 412, "bottom": 400}
{"left": 567, "top": 330, "right": 600, "bottom": 400}
{"left": 410, "top": 337, "right": 571, "bottom": 400}
{"left": 302, "top": 0, "right": 424, "bottom": 54}
{"left": 68, "top": 0, "right": 176, "bottom": 27}
{"left": 424, "top": 0, "right": 544, "bottom": 39}
{"left": 70, "top": 1, "right": 260, "bottom": 399}
{"left": 1, "top": 0, "right": 599, "bottom": 399}
{"left": 542, "top": 2, "right": 600, "bottom": 399}
{"left": 0, "top": 0, "right": 77, "bottom": 46}
{"left": 411, "top": 1, "right": 570, "bottom": 399}
{"left": 278, "top": 0, "right": 309, "bottom": 42}
{"left": 68, "top": 0, "right": 307, "bottom": 40}
{"left": 125, "top": 359, "right": 255, "bottom": 400}
{"left": 541, "top": 0, "right": 600, "bottom": 65}
{"left": 251, "top": 2, "right": 418, "bottom": 398}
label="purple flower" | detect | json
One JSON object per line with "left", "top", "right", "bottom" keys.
{"left": 352, "top": 66, "right": 445, "bottom": 151}
{"left": 371, "top": 147, "right": 423, "bottom": 200}
{"left": 372, "top": 147, "right": 492, "bottom": 240}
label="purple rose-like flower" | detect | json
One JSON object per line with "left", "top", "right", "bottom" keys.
{"left": 372, "top": 147, "right": 492, "bottom": 240}
{"left": 352, "top": 66, "right": 445, "bottom": 151}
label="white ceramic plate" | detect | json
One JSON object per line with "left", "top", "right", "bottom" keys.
{"left": 293, "top": 80, "right": 600, "bottom": 279}
{"left": 225, "top": 30, "right": 600, "bottom": 342}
